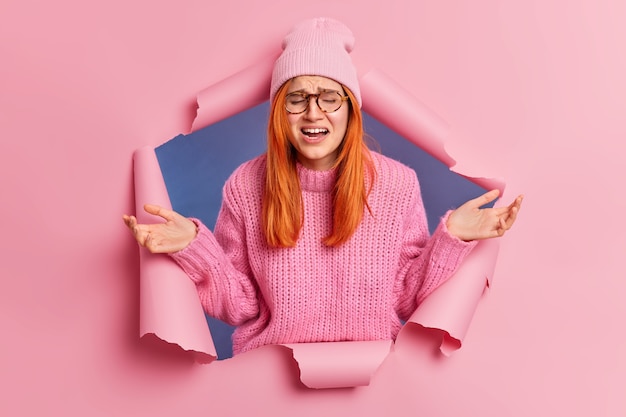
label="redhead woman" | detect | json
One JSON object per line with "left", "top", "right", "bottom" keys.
{"left": 123, "top": 18, "right": 522, "bottom": 355}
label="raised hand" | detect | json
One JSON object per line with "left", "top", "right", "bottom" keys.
{"left": 446, "top": 190, "right": 523, "bottom": 242}
{"left": 122, "top": 204, "right": 198, "bottom": 253}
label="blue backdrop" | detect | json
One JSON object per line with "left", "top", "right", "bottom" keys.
{"left": 155, "top": 102, "right": 488, "bottom": 359}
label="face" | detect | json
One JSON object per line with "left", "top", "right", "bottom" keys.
{"left": 286, "top": 76, "right": 349, "bottom": 171}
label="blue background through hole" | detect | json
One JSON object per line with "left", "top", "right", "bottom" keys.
{"left": 155, "top": 101, "right": 490, "bottom": 359}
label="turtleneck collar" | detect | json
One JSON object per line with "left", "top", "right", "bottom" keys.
{"left": 296, "top": 162, "right": 337, "bottom": 192}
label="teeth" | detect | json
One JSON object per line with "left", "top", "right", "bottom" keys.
{"left": 302, "top": 128, "right": 328, "bottom": 134}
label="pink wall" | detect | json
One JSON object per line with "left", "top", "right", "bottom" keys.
{"left": 2, "top": 1, "right": 624, "bottom": 416}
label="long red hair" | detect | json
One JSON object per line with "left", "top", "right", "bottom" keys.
{"left": 263, "top": 81, "right": 376, "bottom": 247}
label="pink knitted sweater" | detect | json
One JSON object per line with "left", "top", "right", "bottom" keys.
{"left": 170, "top": 152, "right": 476, "bottom": 354}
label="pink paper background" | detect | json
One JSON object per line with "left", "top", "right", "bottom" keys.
{"left": 2, "top": 1, "right": 624, "bottom": 416}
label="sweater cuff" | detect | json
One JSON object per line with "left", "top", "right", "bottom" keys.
{"left": 431, "top": 210, "right": 478, "bottom": 269}
{"left": 169, "top": 218, "right": 222, "bottom": 285}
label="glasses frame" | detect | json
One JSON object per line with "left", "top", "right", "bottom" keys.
{"left": 284, "top": 91, "right": 349, "bottom": 114}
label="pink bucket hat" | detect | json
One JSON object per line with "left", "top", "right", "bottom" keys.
{"left": 270, "top": 17, "right": 361, "bottom": 107}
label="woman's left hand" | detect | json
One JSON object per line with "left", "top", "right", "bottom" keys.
{"left": 446, "top": 190, "right": 523, "bottom": 241}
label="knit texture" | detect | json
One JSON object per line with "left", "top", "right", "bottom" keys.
{"left": 170, "top": 152, "right": 476, "bottom": 354}
{"left": 270, "top": 17, "right": 361, "bottom": 106}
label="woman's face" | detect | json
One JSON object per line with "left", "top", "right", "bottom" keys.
{"left": 286, "top": 76, "right": 349, "bottom": 171}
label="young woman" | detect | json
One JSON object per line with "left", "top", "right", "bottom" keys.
{"left": 123, "top": 17, "right": 522, "bottom": 355}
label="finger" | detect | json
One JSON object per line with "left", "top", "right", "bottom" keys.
{"left": 499, "top": 216, "right": 508, "bottom": 232}
{"left": 503, "top": 205, "right": 520, "bottom": 229}
{"left": 490, "top": 226, "right": 504, "bottom": 239}
{"left": 514, "top": 195, "right": 524, "bottom": 210}
{"left": 144, "top": 204, "right": 178, "bottom": 222}
{"left": 136, "top": 229, "right": 149, "bottom": 247}
{"left": 132, "top": 223, "right": 156, "bottom": 247}
{"left": 144, "top": 232, "right": 156, "bottom": 252}
{"left": 507, "top": 195, "right": 524, "bottom": 211}
{"left": 467, "top": 189, "right": 500, "bottom": 209}
{"left": 123, "top": 215, "right": 139, "bottom": 231}
{"left": 494, "top": 203, "right": 520, "bottom": 235}
{"left": 144, "top": 232, "right": 168, "bottom": 254}
{"left": 491, "top": 205, "right": 513, "bottom": 217}
{"left": 122, "top": 214, "right": 132, "bottom": 227}
{"left": 492, "top": 194, "right": 524, "bottom": 219}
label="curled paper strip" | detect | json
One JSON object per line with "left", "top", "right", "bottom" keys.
{"left": 190, "top": 54, "right": 277, "bottom": 133}
{"left": 133, "top": 146, "right": 217, "bottom": 362}
{"left": 400, "top": 239, "right": 500, "bottom": 355}
{"left": 285, "top": 341, "right": 393, "bottom": 389}
{"left": 360, "top": 69, "right": 454, "bottom": 166}
{"left": 360, "top": 69, "right": 504, "bottom": 194}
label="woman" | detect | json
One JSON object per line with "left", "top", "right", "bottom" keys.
{"left": 123, "top": 18, "right": 522, "bottom": 355}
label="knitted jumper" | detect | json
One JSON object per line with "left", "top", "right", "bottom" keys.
{"left": 170, "top": 152, "right": 476, "bottom": 354}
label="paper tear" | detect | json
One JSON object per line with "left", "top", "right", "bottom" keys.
{"left": 284, "top": 341, "right": 393, "bottom": 389}
{"left": 189, "top": 53, "right": 278, "bottom": 133}
{"left": 400, "top": 238, "right": 500, "bottom": 354}
{"left": 133, "top": 146, "right": 217, "bottom": 362}
{"left": 360, "top": 69, "right": 455, "bottom": 167}
{"left": 132, "top": 61, "right": 505, "bottom": 386}
{"left": 140, "top": 333, "right": 215, "bottom": 364}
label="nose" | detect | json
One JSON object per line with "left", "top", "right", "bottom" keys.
{"left": 303, "top": 96, "right": 324, "bottom": 120}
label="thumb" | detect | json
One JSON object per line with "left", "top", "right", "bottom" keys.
{"left": 143, "top": 204, "right": 176, "bottom": 221}
{"left": 470, "top": 189, "right": 500, "bottom": 208}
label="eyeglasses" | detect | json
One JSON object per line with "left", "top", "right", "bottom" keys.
{"left": 285, "top": 91, "right": 349, "bottom": 114}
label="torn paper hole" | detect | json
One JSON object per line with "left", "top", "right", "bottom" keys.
{"left": 131, "top": 60, "right": 505, "bottom": 389}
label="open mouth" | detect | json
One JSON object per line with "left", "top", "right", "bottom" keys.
{"left": 301, "top": 128, "right": 329, "bottom": 141}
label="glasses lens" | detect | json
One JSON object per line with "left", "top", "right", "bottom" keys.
{"left": 318, "top": 92, "right": 343, "bottom": 112}
{"left": 286, "top": 93, "right": 307, "bottom": 113}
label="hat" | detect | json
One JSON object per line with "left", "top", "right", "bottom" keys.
{"left": 270, "top": 17, "right": 361, "bottom": 107}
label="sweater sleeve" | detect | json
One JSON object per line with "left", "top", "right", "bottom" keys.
{"left": 168, "top": 202, "right": 260, "bottom": 326}
{"left": 393, "top": 173, "right": 477, "bottom": 321}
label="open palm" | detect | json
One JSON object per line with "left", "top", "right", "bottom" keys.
{"left": 122, "top": 204, "right": 197, "bottom": 253}
{"left": 446, "top": 190, "right": 523, "bottom": 242}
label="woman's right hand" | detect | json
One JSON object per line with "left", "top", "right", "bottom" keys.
{"left": 122, "top": 204, "right": 198, "bottom": 253}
